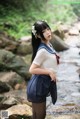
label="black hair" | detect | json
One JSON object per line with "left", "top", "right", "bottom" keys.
{"left": 31, "top": 20, "right": 51, "bottom": 62}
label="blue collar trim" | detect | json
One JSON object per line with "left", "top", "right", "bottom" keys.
{"left": 38, "top": 43, "right": 56, "bottom": 54}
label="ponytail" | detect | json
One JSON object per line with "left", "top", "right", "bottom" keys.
{"left": 31, "top": 20, "right": 50, "bottom": 62}
{"left": 31, "top": 33, "right": 41, "bottom": 62}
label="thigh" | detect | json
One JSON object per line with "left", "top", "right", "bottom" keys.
{"left": 32, "top": 101, "right": 46, "bottom": 119}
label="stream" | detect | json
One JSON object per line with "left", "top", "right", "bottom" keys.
{"left": 46, "top": 35, "right": 80, "bottom": 116}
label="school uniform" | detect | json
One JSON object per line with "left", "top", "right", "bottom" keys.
{"left": 27, "top": 42, "right": 60, "bottom": 104}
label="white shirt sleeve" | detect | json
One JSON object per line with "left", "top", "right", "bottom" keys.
{"left": 33, "top": 49, "right": 47, "bottom": 66}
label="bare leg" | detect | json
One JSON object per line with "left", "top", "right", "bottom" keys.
{"left": 32, "top": 101, "right": 46, "bottom": 119}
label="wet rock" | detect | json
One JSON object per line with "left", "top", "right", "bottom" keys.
{"left": 3, "top": 89, "right": 30, "bottom": 106}
{"left": 0, "top": 94, "right": 5, "bottom": 102}
{"left": 68, "top": 27, "right": 79, "bottom": 35}
{"left": 53, "top": 30, "right": 65, "bottom": 39}
{"left": 53, "top": 23, "right": 70, "bottom": 39}
{"left": 0, "top": 71, "right": 25, "bottom": 89}
{"left": 6, "top": 104, "right": 32, "bottom": 117}
{"left": 0, "top": 49, "right": 30, "bottom": 81}
{"left": 16, "top": 42, "right": 32, "bottom": 56}
{"left": 0, "top": 89, "right": 32, "bottom": 110}
{"left": 0, "top": 31, "right": 18, "bottom": 52}
{"left": 0, "top": 81, "right": 11, "bottom": 93}
{"left": 0, "top": 32, "right": 32, "bottom": 56}
{"left": 0, "top": 96, "right": 19, "bottom": 110}
{"left": 51, "top": 34, "right": 69, "bottom": 51}
{"left": 14, "top": 81, "right": 26, "bottom": 90}
{"left": 58, "top": 24, "right": 70, "bottom": 33}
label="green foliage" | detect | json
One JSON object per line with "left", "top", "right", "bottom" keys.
{"left": 71, "top": 4, "right": 80, "bottom": 17}
{"left": 48, "top": 0, "right": 80, "bottom": 4}
{"left": 0, "top": 0, "right": 78, "bottom": 39}
{"left": 40, "top": 1, "right": 77, "bottom": 30}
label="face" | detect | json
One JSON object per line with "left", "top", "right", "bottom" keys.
{"left": 42, "top": 28, "right": 52, "bottom": 42}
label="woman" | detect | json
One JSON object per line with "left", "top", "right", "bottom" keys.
{"left": 27, "top": 20, "right": 60, "bottom": 119}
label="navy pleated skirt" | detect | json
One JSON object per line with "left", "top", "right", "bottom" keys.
{"left": 27, "top": 74, "right": 57, "bottom": 104}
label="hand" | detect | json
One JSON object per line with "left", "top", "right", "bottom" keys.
{"left": 48, "top": 70, "right": 56, "bottom": 82}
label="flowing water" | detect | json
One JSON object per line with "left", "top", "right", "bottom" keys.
{"left": 46, "top": 35, "right": 80, "bottom": 116}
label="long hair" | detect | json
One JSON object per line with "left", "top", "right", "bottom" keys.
{"left": 31, "top": 20, "right": 51, "bottom": 62}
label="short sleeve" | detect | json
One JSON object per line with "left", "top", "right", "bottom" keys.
{"left": 33, "top": 49, "right": 46, "bottom": 66}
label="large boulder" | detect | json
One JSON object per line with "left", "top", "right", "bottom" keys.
{"left": 16, "top": 41, "right": 32, "bottom": 56}
{"left": 68, "top": 27, "right": 79, "bottom": 35}
{"left": 0, "top": 72, "right": 26, "bottom": 89}
{"left": 0, "top": 49, "right": 31, "bottom": 80}
{"left": 0, "top": 32, "right": 32, "bottom": 56}
{"left": 0, "top": 89, "right": 31, "bottom": 110}
{"left": 0, "top": 31, "right": 18, "bottom": 52}
{"left": 51, "top": 34, "right": 69, "bottom": 51}
{"left": 6, "top": 104, "right": 32, "bottom": 119}
{"left": 0, "top": 96, "right": 19, "bottom": 110}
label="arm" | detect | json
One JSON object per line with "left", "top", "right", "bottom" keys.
{"left": 29, "top": 63, "right": 49, "bottom": 75}
{"left": 29, "top": 63, "right": 56, "bottom": 82}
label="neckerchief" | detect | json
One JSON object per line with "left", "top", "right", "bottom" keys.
{"left": 38, "top": 43, "right": 60, "bottom": 64}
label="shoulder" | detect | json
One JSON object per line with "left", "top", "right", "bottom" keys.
{"left": 37, "top": 48, "right": 47, "bottom": 56}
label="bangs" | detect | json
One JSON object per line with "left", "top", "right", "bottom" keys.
{"left": 35, "top": 21, "right": 50, "bottom": 34}
{"left": 40, "top": 22, "right": 49, "bottom": 31}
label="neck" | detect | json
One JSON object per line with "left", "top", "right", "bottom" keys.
{"left": 41, "top": 40, "right": 49, "bottom": 45}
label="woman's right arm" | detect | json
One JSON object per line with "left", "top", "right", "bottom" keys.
{"left": 29, "top": 63, "right": 56, "bottom": 82}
